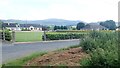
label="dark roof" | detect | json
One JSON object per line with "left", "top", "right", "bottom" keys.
{"left": 82, "top": 24, "right": 108, "bottom": 30}
{"left": 20, "top": 24, "right": 42, "bottom": 28}
{"left": 2, "top": 23, "right": 18, "bottom": 28}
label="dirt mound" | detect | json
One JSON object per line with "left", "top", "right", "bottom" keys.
{"left": 26, "top": 47, "right": 87, "bottom": 66}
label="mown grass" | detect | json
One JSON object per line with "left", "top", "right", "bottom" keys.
{"left": 15, "top": 31, "right": 43, "bottom": 42}
{"left": 2, "top": 52, "right": 47, "bottom": 66}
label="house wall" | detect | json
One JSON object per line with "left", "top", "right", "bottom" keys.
{"left": 20, "top": 27, "right": 42, "bottom": 31}
{"left": 33, "top": 27, "right": 42, "bottom": 31}
{"left": 6, "top": 27, "right": 21, "bottom": 31}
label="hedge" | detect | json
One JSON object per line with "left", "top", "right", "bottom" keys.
{"left": 1, "top": 30, "right": 12, "bottom": 41}
{"left": 42, "top": 33, "right": 87, "bottom": 40}
{"left": 56, "top": 30, "right": 90, "bottom": 32}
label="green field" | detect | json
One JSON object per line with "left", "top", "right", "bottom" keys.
{"left": 15, "top": 31, "right": 43, "bottom": 42}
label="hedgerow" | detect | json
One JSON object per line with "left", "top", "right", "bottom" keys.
{"left": 1, "top": 30, "right": 12, "bottom": 41}
{"left": 42, "top": 33, "right": 87, "bottom": 40}
{"left": 80, "top": 30, "right": 119, "bottom": 66}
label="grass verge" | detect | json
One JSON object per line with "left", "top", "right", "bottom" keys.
{"left": 55, "top": 45, "right": 80, "bottom": 52}
{"left": 2, "top": 45, "right": 80, "bottom": 67}
{"left": 2, "top": 52, "right": 47, "bottom": 66}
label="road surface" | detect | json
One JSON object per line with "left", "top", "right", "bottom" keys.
{"left": 2, "top": 39, "right": 80, "bottom": 64}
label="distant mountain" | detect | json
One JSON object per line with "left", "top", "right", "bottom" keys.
{"left": 1, "top": 18, "right": 81, "bottom": 26}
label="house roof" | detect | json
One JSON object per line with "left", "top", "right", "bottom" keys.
{"left": 82, "top": 24, "right": 108, "bottom": 30}
{"left": 2, "top": 23, "right": 42, "bottom": 28}
{"left": 20, "top": 24, "right": 42, "bottom": 28}
{"left": 2, "top": 23, "right": 18, "bottom": 28}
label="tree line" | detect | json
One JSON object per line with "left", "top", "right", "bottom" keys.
{"left": 54, "top": 25, "right": 67, "bottom": 30}
{"left": 76, "top": 20, "right": 117, "bottom": 30}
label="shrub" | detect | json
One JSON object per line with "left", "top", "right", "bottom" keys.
{"left": 80, "top": 31, "right": 119, "bottom": 66}
{"left": 43, "top": 33, "right": 87, "bottom": 40}
{"left": 2, "top": 30, "right": 12, "bottom": 41}
{"left": 21, "top": 28, "right": 30, "bottom": 31}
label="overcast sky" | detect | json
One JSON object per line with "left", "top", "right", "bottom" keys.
{"left": 0, "top": 0, "right": 119, "bottom": 22}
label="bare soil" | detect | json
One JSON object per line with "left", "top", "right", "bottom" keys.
{"left": 26, "top": 47, "right": 87, "bottom": 66}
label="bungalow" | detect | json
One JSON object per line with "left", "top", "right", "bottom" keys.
{"left": 2, "top": 23, "right": 21, "bottom": 31}
{"left": 20, "top": 24, "right": 42, "bottom": 31}
{"left": 2, "top": 23, "right": 43, "bottom": 31}
{"left": 81, "top": 23, "right": 108, "bottom": 30}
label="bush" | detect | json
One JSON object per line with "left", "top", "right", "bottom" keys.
{"left": 2, "top": 30, "right": 12, "bottom": 41}
{"left": 21, "top": 28, "right": 30, "bottom": 31}
{"left": 80, "top": 31, "right": 119, "bottom": 66}
{"left": 56, "top": 30, "right": 90, "bottom": 33}
{"left": 43, "top": 33, "right": 87, "bottom": 40}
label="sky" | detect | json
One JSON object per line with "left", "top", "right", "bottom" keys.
{"left": 0, "top": 0, "right": 119, "bottom": 22}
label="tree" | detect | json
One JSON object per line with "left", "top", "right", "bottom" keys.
{"left": 61, "top": 26, "right": 64, "bottom": 30}
{"left": 54, "top": 25, "right": 68, "bottom": 30}
{"left": 54, "top": 25, "right": 57, "bottom": 30}
{"left": 47, "top": 26, "right": 50, "bottom": 30}
{"left": 76, "top": 22, "right": 85, "bottom": 30}
{"left": 72, "top": 28, "right": 76, "bottom": 30}
{"left": 57, "top": 26, "right": 61, "bottom": 29}
{"left": 100, "top": 20, "right": 116, "bottom": 30}
{"left": 64, "top": 26, "right": 67, "bottom": 30}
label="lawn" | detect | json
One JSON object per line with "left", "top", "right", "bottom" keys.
{"left": 15, "top": 31, "right": 43, "bottom": 42}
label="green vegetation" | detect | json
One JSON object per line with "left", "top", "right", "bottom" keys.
{"left": 100, "top": 20, "right": 116, "bottom": 30}
{"left": 4, "top": 30, "right": 12, "bottom": 41}
{"left": 44, "top": 33, "right": 86, "bottom": 40}
{"left": 2, "top": 52, "right": 47, "bottom": 66}
{"left": 56, "top": 45, "right": 80, "bottom": 52}
{"left": 15, "top": 31, "right": 43, "bottom": 42}
{"left": 0, "top": 20, "right": 3, "bottom": 30}
{"left": 80, "top": 31, "right": 119, "bottom": 66}
{"left": 15, "top": 30, "right": 89, "bottom": 42}
{"left": 54, "top": 25, "right": 68, "bottom": 30}
{"left": 55, "top": 30, "right": 90, "bottom": 33}
{"left": 1, "top": 30, "right": 12, "bottom": 41}
{"left": 76, "top": 22, "right": 85, "bottom": 30}
{"left": 45, "top": 30, "right": 113, "bottom": 41}
{"left": 21, "top": 28, "right": 30, "bottom": 31}
{"left": 44, "top": 30, "right": 89, "bottom": 40}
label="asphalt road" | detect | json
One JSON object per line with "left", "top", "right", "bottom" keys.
{"left": 2, "top": 39, "right": 80, "bottom": 64}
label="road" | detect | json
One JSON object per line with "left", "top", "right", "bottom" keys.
{"left": 2, "top": 39, "right": 80, "bottom": 64}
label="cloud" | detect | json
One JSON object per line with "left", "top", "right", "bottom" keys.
{"left": 0, "top": 0, "right": 119, "bottom": 22}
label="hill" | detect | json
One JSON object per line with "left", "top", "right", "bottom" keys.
{"left": 1, "top": 19, "right": 80, "bottom": 26}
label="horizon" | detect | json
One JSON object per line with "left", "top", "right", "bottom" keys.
{"left": 0, "top": 0, "right": 119, "bottom": 22}
{"left": 1, "top": 18, "right": 118, "bottom": 23}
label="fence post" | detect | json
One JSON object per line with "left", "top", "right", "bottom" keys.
{"left": 12, "top": 31, "right": 15, "bottom": 43}
{"left": 0, "top": 32, "right": 2, "bottom": 40}
{"left": 3, "top": 28, "right": 5, "bottom": 41}
{"left": 43, "top": 30, "right": 46, "bottom": 41}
